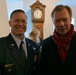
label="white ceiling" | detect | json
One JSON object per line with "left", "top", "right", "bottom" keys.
{"left": 6, "top": 0, "right": 76, "bottom": 6}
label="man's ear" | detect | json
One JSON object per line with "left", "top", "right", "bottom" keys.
{"left": 9, "top": 20, "right": 11, "bottom": 27}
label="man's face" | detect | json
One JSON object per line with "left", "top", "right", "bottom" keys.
{"left": 52, "top": 8, "right": 71, "bottom": 35}
{"left": 9, "top": 12, "right": 27, "bottom": 38}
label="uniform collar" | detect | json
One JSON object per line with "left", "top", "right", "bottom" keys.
{"left": 11, "top": 33, "right": 26, "bottom": 48}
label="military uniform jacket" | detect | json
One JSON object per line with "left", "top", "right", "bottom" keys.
{"left": 40, "top": 32, "right": 76, "bottom": 75}
{"left": 0, "top": 34, "right": 39, "bottom": 75}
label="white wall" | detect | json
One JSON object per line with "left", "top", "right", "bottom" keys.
{"left": 71, "top": 6, "right": 76, "bottom": 30}
{"left": 0, "top": 0, "right": 10, "bottom": 37}
{"left": 7, "top": 1, "right": 23, "bottom": 20}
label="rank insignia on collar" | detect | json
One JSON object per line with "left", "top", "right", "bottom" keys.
{"left": 11, "top": 44, "right": 14, "bottom": 46}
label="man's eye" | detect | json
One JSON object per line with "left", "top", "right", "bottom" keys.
{"left": 14, "top": 20, "right": 19, "bottom": 22}
{"left": 63, "top": 19, "right": 67, "bottom": 22}
{"left": 22, "top": 20, "right": 27, "bottom": 23}
{"left": 56, "top": 20, "right": 60, "bottom": 23}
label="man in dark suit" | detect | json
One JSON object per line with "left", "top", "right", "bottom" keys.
{"left": 40, "top": 5, "right": 76, "bottom": 75}
{"left": 0, "top": 9, "right": 40, "bottom": 75}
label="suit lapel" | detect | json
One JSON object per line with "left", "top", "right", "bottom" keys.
{"left": 7, "top": 34, "right": 25, "bottom": 69}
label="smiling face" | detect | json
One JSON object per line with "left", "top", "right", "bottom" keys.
{"left": 52, "top": 8, "right": 71, "bottom": 35}
{"left": 9, "top": 12, "right": 27, "bottom": 40}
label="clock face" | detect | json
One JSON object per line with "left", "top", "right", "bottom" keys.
{"left": 34, "top": 8, "right": 42, "bottom": 19}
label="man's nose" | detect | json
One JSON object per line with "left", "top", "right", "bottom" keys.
{"left": 19, "top": 21, "right": 23, "bottom": 25}
{"left": 59, "top": 21, "right": 64, "bottom": 26}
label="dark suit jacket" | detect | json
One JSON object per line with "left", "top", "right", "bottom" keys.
{"left": 0, "top": 34, "right": 40, "bottom": 75}
{"left": 40, "top": 32, "right": 76, "bottom": 75}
